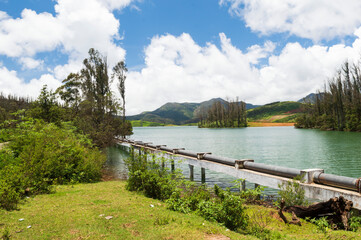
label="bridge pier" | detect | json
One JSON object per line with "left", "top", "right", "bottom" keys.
{"left": 189, "top": 164, "right": 194, "bottom": 181}
{"left": 240, "top": 180, "right": 246, "bottom": 191}
{"left": 201, "top": 167, "right": 206, "bottom": 184}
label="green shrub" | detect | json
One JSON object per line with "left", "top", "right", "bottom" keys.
{"left": 349, "top": 215, "right": 361, "bottom": 232}
{"left": 0, "top": 119, "right": 105, "bottom": 210}
{"left": 125, "top": 150, "right": 249, "bottom": 232}
{"left": 0, "top": 165, "right": 25, "bottom": 210}
{"left": 125, "top": 150, "right": 181, "bottom": 200}
{"left": 277, "top": 175, "right": 308, "bottom": 207}
{"left": 310, "top": 217, "right": 330, "bottom": 233}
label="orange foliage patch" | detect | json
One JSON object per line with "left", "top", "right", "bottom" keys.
{"left": 248, "top": 122, "right": 295, "bottom": 127}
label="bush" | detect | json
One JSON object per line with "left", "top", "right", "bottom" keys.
{"left": 277, "top": 175, "right": 308, "bottom": 207}
{"left": 125, "top": 150, "right": 181, "bottom": 200}
{"left": 0, "top": 165, "right": 25, "bottom": 210}
{"left": 0, "top": 119, "right": 105, "bottom": 210}
{"left": 349, "top": 215, "right": 361, "bottom": 232}
{"left": 126, "top": 150, "right": 249, "bottom": 232}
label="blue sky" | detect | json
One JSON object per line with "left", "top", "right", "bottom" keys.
{"left": 1, "top": 0, "right": 361, "bottom": 115}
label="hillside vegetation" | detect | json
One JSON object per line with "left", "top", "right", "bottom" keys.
{"left": 296, "top": 61, "right": 361, "bottom": 131}
{"left": 247, "top": 101, "right": 303, "bottom": 123}
{"left": 128, "top": 98, "right": 259, "bottom": 125}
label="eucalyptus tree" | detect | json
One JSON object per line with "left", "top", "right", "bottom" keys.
{"left": 112, "top": 61, "right": 127, "bottom": 123}
{"left": 56, "top": 48, "right": 133, "bottom": 147}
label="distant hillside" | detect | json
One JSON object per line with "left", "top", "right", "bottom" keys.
{"left": 247, "top": 101, "right": 304, "bottom": 123}
{"left": 298, "top": 93, "right": 324, "bottom": 104}
{"left": 128, "top": 98, "right": 259, "bottom": 125}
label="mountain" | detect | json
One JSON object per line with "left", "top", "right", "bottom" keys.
{"left": 298, "top": 93, "right": 324, "bottom": 104}
{"left": 127, "top": 98, "right": 259, "bottom": 125}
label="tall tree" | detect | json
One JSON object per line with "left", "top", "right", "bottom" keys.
{"left": 112, "top": 61, "right": 127, "bottom": 123}
{"left": 56, "top": 48, "right": 133, "bottom": 147}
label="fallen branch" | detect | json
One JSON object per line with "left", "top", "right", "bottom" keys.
{"left": 279, "top": 196, "right": 353, "bottom": 230}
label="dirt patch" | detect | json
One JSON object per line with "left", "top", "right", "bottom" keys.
{"left": 248, "top": 122, "right": 294, "bottom": 127}
{"left": 205, "top": 234, "right": 230, "bottom": 240}
{"left": 0, "top": 142, "right": 8, "bottom": 150}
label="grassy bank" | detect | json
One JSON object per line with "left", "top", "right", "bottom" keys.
{"left": 1, "top": 181, "right": 360, "bottom": 239}
{"left": 0, "top": 181, "right": 248, "bottom": 240}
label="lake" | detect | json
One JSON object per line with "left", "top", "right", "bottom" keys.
{"left": 106, "top": 126, "right": 361, "bottom": 192}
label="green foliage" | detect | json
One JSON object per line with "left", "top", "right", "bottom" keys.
{"left": 247, "top": 101, "right": 302, "bottom": 121}
{"left": 310, "top": 217, "right": 330, "bottom": 233}
{"left": 198, "top": 98, "right": 247, "bottom": 128}
{"left": 349, "top": 215, "right": 361, "bottom": 232}
{"left": 125, "top": 150, "right": 249, "bottom": 231}
{"left": 29, "top": 85, "right": 65, "bottom": 125}
{"left": 56, "top": 48, "right": 133, "bottom": 147}
{"left": 0, "top": 119, "right": 105, "bottom": 210}
{"left": 295, "top": 60, "right": 361, "bottom": 132}
{"left": 277, "top": 175, "right": 308, "bottom": 207}
{"left": 125, "top": 150, "right": 181, "bottom": 200}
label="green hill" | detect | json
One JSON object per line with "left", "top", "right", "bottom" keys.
{"left": 128, "top": 98, "right": 259, "bottom": 125}
{"left": 127, "top": 99, "right": 305, "bottom": 126}
{"left": 247, "top": 101, "right": 303, "bottom": 123}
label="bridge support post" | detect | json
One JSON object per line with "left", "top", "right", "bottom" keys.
{"left": 301, "top": 168, "right": 324, "bottom": 183}
{"left": 240, "top": 180, "right": 246, "bottom": 191}
{"left": 189, "top": 165, "right": 194, "bottom": 181}
{"left": 171, "top": 158, "right": 175, "bottom": 173}
{"left": 201, "top": 168, "right": 206, "bottom": 184}
{"left": 254, "top": 183, "right": 260, "bottom": 200}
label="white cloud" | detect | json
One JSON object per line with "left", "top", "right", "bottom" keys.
{"left": 126, "top": 30, "right": 361, "bottom": 115}
{"left": 0, "top": 66, "right": 60, "bottom": 98}
{"left": 0, "top": 11, "right": 9, "bottom": 21}
{"left": 220, "top": 0, "right": 361, "bottom": 41}
{"left": 126, "top": 33, "right": 269, "bottom": 115}
{"left": 19, "top": 57, "right": 44, "bottom": 70}
{"left": 0, "top": 0, "right": 131, "bottom": 61}
{"left": 0, "top": 0, "right": 132, "bottom": 99}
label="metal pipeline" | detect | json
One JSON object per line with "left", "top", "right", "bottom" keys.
{"left": 125, "top": 139, "right": 361, "bottom": 193}
{"left": 159, "top": 146, "right": 174, "bottom": 153}
{"left": 177, "top": 150, "right": 198, "bottom": 158}
{"left": 147, "top": 144, "right": 157, "bottom": 149}
{"left": 243, "top": 162, "right": 301, "bottom": 179}
{"left": 313, "top": 172, "right": 359, "bottom": 191}
{"left": 203, "top": 155, "right": 235, "bottom": 166}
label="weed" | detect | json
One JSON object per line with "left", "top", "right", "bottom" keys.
{"left": 154, "top": 216, "right": 172, "bottom": 226}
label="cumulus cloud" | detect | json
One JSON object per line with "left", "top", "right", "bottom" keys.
{"left": 0, "top": 0, "right": 132, "bottom": 98}
{"left": 126, "top": 30, "right": 361, "bottom": 115}
{"left": 0, "top": 0, "right": 128, "bottom": 62}
{"left": 126, "top": 33, "right": 272, "bottom": 115}
{"left": 19, "top": 57, "right": 44, "bottom": 70}
{"left": 220, "top": 0, "right": 361, "bottom": 41}
{"left": 0, "top": 66, "right": 60, "bottom": 98}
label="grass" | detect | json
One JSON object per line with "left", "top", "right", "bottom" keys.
{"left": 131, "top": 120, "right": 165, "bottom": 127}
{"left": 0, "top": 181, "right": 250, "bottom": 240}
{"left": 1, "top": 181, "right": 361, "bottom": 239}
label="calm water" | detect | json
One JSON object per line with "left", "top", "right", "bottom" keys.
{"left": 106, "top": 126, "right": 361, "bottom": 191}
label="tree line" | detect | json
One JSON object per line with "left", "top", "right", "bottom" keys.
{"left": 1, "top": 48, "right": 133, "bottom": 147}
{"left": 296, "top": 60, "right": 361, "bottom": 131}
{"left": 197, "top": 98, "right": 247, "bottom": 128}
